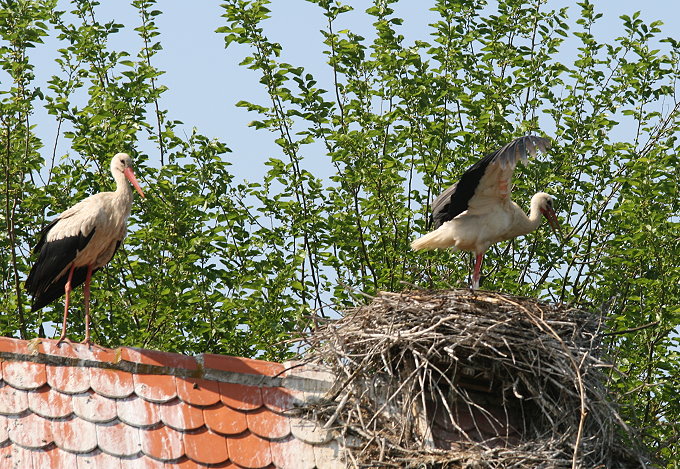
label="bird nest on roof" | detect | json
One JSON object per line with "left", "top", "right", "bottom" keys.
{"left": 302, "top": 289, "right": 648, "bottom": 468}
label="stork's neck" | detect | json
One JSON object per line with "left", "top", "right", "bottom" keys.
{"left": 525, "top": 193, "right": 547, "bottom": 232}
{"left": 113, "top": 169, "right": 133, "bottom": 204}
{"left": 510, "top": 195, "right": 544, "bottom": 238}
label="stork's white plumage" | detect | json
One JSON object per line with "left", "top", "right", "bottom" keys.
{"left": 411, "top": 136, "right": 560, "bottom": 290}
{"left": 26, "top": 153, "right": 145, "bottom": 344}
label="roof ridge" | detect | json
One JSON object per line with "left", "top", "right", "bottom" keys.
{"left": 0, "top": 336, "right": 332, "bottom": 393}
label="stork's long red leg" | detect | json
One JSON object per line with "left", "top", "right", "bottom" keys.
{"left": 472, "top": 252, "right": 483, "bottom": 290}
{"left": 81, "top": 264, "right": 94, "bottom": 345}
{"left": 57, "top": 264, "right": 76, "bottom": 345}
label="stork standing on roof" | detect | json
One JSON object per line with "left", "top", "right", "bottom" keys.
{"left": 411, "top": 135, "right": 561, "bottom": 290}
{"left": 26, "top": 153, "right": 145, "bottom": 345}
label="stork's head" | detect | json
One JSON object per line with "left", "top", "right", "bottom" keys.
{"left": 111, "top": 153, "right": 145, "bottom": 198}
{"left": 532, "top": 192, "right": 561, "bottom": 236}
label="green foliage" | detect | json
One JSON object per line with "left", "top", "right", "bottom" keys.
{"left": 0, "top": 0, "right": 678, "bottom": 463}
{"left": 218, "top": 0, "right": 680, "bottom": 463}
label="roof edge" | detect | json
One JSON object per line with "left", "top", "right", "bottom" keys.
{"left": 0, "top": 336, "right": 332, "bottom": 393}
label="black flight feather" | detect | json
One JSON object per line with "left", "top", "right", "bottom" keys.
{"left": 26, "top": 224, "right": 97, "bottom": 311}
{"left": 429, "top": 135, "right": 550, "bottom": 229}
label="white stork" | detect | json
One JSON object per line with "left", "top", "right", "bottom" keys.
{"left": 26, "top": 153, "right": 145, "bottom": 344}
{"left": 411, "top": 135, "right": 561, "bottom": 290}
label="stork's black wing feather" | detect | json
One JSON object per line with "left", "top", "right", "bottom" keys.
{"left": 429, "top": 135, "right": 550, "bottom": 229}
{"left": 429, "top": 150, "right": 497, "bottom": 228}
{"left": 26, "top": 223, "right": 96, "bottom": 310}
{"left": 29, "top": 265, "right": 91, "bottom": 312}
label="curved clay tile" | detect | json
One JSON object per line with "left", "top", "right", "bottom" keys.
{"left": 219, "top": 382, "right": 263, "bottom": 411}
{"left": 2, "top": 361, "right": 47, "bottom": 390}
{"left": 52, "top": 416, "right": 98, "bottom": 453}
{"left": 72, "top": 390, "right": 117, "bottom": 423}
{"left": 116, "top": 395, "right": 162, "bottom": 428}
{"left": 183, "top": 427, "right": 229, "bottom": 465}
{"left": 46, "top": 364, "right": 90, "bottom": 394}
{"left": 0, "top": 337, "right": 341, "bottom": 469}
{"left": 168, "top": 456, "right": 238, "bottom": 468}
{"left": 0, "top": 382, "right": 29, "bottom": 415}
{"left": 159, "top": 399, "right": 205, "bottom": 431}
{"left": 261, "top": 387, "right": 299, "bottom": 413}
{"left": 247, "top": 407, "right": 291, "bottom": 440}
{"left": 40, "top": 340, "right": 116, "bottom": 363}
{"left": 7, "top": 413, "right": 53, "bottom": 449}
{"left": 76, "top": 448, "right": 136, "bottom": 468}
{"left": 203, "top": 403, "right": 248, "bottom": 436}
{"left": 0, "top": 415, "right": 8, "bottom": 444}
{"left": 96, "top": 419, "right": 142, "bottom": 457}
{"left": 134, "top": 373, "right": 178, "bottom": 404}
{"left": 176, "top": 378, "right": 221, "bottom": 407}
{"left": 202, "top": 354, "right": 285, "bottom": 377}
{"left": 270, "top": 435, "right": 317, "bottom": 469}
{"left": 0, "top": 442, "right": 33, "bottom": 467}
{"left": 121, "top": 347, "right": 198, "bottom": 371}
{"left": 89, "top": 368, "right": 135, "bottom": 399}
{"left": 27, "top": 386, "right": 73, "bottom": 419}
{"left": 225, "top": 431, "right": 273, "bottom": 469}
{"left": 31, "top": 445, "right": 78, "bottom": 468}
{"left": 290, "top": 417, "right": 333, "bottom": 445}
{"left": 118, "top": 453, "right": 169, "bottom": 469}
{"left": 140, "top": 424, "right": 185, "bottom": 461}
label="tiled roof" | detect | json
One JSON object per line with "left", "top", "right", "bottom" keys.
{"left": 0, "top": 336, "right": 345, "bottom": 468}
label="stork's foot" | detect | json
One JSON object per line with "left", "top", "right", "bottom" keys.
{"left": 79, "top": 337, "right": 94, "bottom": 347}
{"left": 55, "top": 335, "right": 74, "bottom": 347}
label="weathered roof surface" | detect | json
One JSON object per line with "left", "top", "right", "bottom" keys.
{"left": 0, "top": 336, "right": 344, "bottom": 468}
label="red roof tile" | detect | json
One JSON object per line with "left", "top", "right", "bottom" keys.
{"left": 0, "top": 336, "right": 341, "bottom": 468}
{"left": 203, "top": 403, "right": 248, "bottom": 435}
{"left": 27, "top": 386, "right": 73, "bottom": 419}
{"left": 261, "top": 387, "right": 299, "bottom": 413}
{"left": 52, "top": 416, "right": 98, "bottom": 453}
{"left": 120, "top": 347, "right": 199, "bottom": 370}
{"left": 176, "top": 378, "right": 221, "bottom": 407}
{"left": 183, "top": 427, "right": 229, "bottom": 465}
{"left": 0, "top": 415, "right": 8, "bottom": 444}
{"left": 97, "top": 419, "right": 142, "bottom": 457}
{"left": 270, "top": 435, "right": 317, "bottom": 469}
{"left": 72, "top": 390, "right": 117, "bottom": 423}
{"left": 2, "top": 360, "right": 46, "bottom": 390}
{"left": 134, "top": 373, "right": 177, "bottom": 403}
{"left": 40, "top": 340, "right": 117, "bottom": 363}
{"left": 0, "top": 443, "right": 33, "bottom": 467}
{"left": 47, "top": 364, "right": 90, "bottom": 394}
{"left": 32, "top": 446, "right": 78, "bottom": 468}
{"left": 202, "top": 354, "right": 285, "bottom": 377}
{"left": 159, "top": 399, "right": 205, "bottom": 431}
{"left": 141, "top": 424, "right": 185, "bottom": 461}
{"left": 247, "top": 407, "right": 291, "bottom": 440}
{"left": 117, "top": 395, "right": 161, "bottom": 427}
{"left": 220, "top": 382, "right": 263, "bottom": 410}
{"left": 226, "top": 431, "right": 273, "bottom": 468}
{"left": 0, "top": 382, "right": 28, "bottom": 414}
{"left": 8, "top": 413, "right": 53, "bottom": 449}
{"left": 90, "top": 368, "right": 135, "bottom": 399}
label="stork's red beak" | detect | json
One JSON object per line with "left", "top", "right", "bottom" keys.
{"left": 124, "top": 167, "right": 145, "bottom": 198}
{"left": 542, "top": 206, "right": 562, "bottom": 237}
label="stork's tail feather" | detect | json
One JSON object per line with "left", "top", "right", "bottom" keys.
{"left": 411, "top": 227, "right": 457, "bottom": 251}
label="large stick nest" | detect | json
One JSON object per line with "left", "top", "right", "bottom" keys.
{"left": 303, "top": 289, "right": 649, "bottom": 468}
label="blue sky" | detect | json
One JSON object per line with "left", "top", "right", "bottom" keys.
{"left": 24, "top": 1, "right": 680, "bottom": 182}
